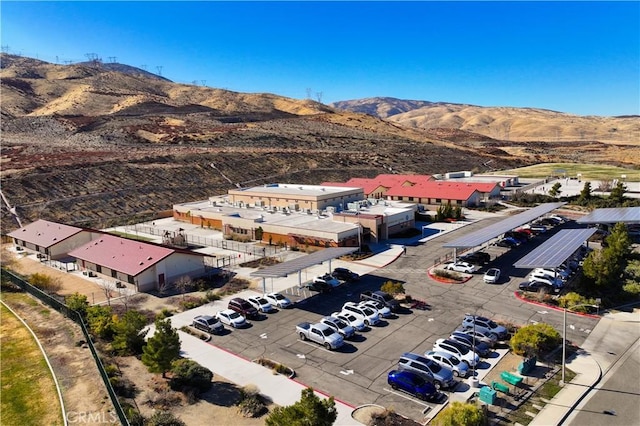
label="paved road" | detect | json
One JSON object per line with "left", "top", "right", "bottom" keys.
{"left": 565, "top": 320, "right": 640, "bottom": 426}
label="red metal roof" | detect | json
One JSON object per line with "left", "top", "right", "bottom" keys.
{"left": 68, "top": 234, "right": 175, "bottom": 277}
{"left": 385, "top": 181, "right": 484, "bottom": 200}
{"left": 7, "top": 219, "right": 84, "bottom": 248}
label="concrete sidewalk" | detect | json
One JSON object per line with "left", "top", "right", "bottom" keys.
{"left": 178, "top": 331, "right": 361, "bottom": 425}
{"left": 530, "top": 309, "right": 640, "bottom": 425}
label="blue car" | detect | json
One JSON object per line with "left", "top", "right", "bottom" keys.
{"left": 387, "top": 370, "right": 441, "bottom": 402}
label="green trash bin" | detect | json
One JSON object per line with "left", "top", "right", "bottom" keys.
{"left": 479, "top": 386, "right": 497, "bottom": 405}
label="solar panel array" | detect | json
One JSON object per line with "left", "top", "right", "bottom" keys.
{"left": 250, "top": 247, "right": 358, "bottom": 278}
{"left": 576, "top": 207, "right": 640, "bottom": 224}
{"left": 443, "top": 202, "right": 566, "bottom": 248}
{"left": 513, "top": 228, "right": 597, "bottom": 268}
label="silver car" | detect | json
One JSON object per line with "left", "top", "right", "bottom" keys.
{"left": 424, "top": 350, "right": 469, "bottom": 378}
{"left": 398, "top": 352, "right": 456, "bottom": 389}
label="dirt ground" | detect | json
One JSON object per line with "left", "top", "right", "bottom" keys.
{"left": 3, "top": 252, "right": 276, "bottom": 425}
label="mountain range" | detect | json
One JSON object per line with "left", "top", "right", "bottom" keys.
{"left": 1, "top": 54, "right": 638, "bottom": 231}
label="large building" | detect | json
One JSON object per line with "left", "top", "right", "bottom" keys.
{"left": 173, "top": 184, "right": 417, "bottom": 247}
{"left": 68, "top": 234, "right": 212, "bottom": 292}
{"left": 7, "top": 219, "right": 96, "bottom": 260}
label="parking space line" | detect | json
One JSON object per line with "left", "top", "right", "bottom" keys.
{"left": 382, "top": 387, "right": 431, "bottom": 407}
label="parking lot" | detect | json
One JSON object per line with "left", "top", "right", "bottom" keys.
{"left": 162, "top": 214, "right": 601, "bottom": 422}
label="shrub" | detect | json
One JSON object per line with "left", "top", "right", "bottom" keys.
{"left": 558, "top": 292, "right": 598, "bottom": 312}
{"left": 238, "top": 385, "right": 267, "bottom": 418}
{"left": 65, "top": 292, "right": 89, "bottom": 318}
{"left": 205, "top": 290, "right": 220, "bottom": 302}
{"left": 146, "top": 411, "right": 185, "bottom": 426}
{"left": 170, "top": 359, "right": 213, "bottom": 394}
{"left": 432, "top": 401, "right": 485, "bottom": 426}
{"left": 432, "top": 269, "right": 464, "bottom": 281}
{"left": 381, "top": 280, "right": 405, "bottom": 295}
{"left": 28, "top": 273, "right": 62, "bottom": 293}
{"left": 510, "top": 323, "right": 561, "bottom": 357}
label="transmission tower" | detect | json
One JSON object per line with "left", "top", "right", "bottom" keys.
{"left": 108, "top": 56, "right": 117, "bottom": 63}
{"left": 156, "top": 65, "right": 163, "bottom": 76}
{"left": 201, "top": 80, "right": 207, "bottom": 86}
{"left": 140, "top": 64, "right": 147, "bottom": 71}
{"left": 0, "top": 45, "right": 8, "bottom": 53}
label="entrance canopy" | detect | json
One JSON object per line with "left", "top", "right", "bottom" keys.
{"left": 250, "top": 247, "right": 358, "bottom": 278}
{"left": 576, "top": 207, "right": 640, "bottom": 225}
{"left": 513, "top": 228, "right": 597, "bottom": 269}
{"left": 444, "top": 202, "right": 566, "bottom": 249}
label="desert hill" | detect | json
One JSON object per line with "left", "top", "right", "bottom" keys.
{"left": 0, "top": 54, "right": 637, "bottom": 232}
{"left": 331, "top": 97, "right": 640, "bottom": 145}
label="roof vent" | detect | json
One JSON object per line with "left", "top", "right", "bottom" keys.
{"left": 52, "top": 237, "right": 57, "bottom": 241}
{"left": 139, "top": 261, "right": 144, "bottom": 265}
{"left": 147, "top": 256, "right": 152, "bottom": 260}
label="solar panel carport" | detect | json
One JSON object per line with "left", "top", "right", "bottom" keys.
{"left": 576, "top": 207, "right": 640, "bottom": 225}
{"left": 250, "top": 247, "right": 359, "bottom": 291}
{"left": 513, "top": 228, "right": 597, "bottom": 268}
{"left": 443, "top": 202, "right": 566, "bottom": 249}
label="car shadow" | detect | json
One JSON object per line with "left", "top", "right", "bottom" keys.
{"left": 349, "top": 334, "right": 367, "bottom": 343}
{"left": 475, "top": 360, "right": 492, "bottom": 370}
{"left": 336, "top": 343, "right": 358, "bottom": 353}
{"left": 373, "top": 320, "right": 390, "bottom": 327}
{"left": 251, "top": 314, "right": 268, "bottom": 321}
{"left": 217, "top": 328, "right": 233, "bottom": 336}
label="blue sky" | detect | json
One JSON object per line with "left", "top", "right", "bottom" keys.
{"left": 2, "top": 1, "right": 639, "bottom": 116}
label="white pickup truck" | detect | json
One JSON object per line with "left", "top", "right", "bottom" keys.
{"left": 296, "top": 322, "right": 344, "bottom": 350}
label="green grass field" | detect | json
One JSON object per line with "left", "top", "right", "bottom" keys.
{"left": 0, "top": 302, "right": 63, "bottom": 425}
{"left": 501, "top": 163, "right": 640, "bottom": 181}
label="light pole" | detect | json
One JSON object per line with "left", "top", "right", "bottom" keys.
{"left": 561, "top": 302, "right": 599, "bottom": 384}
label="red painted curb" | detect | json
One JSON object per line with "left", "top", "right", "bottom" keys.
{"left": 513, "top": 291, "right": 600, "bottom": 319}
{"left": 427, "top": 267, "right": 472, "bottom": 284}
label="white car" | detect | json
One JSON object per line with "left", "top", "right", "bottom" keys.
{"left": 247, "top": 296, "right": 274, "bottom": 313}
{"left": 264, "top": 292, "right": 292, "bottom": 309}
{"left": 216, "top": 309, "right": 247, "bottom": 328}
{"left": 532, "top": 267, "right": 570, "bottom": 281}
{"left": 341, "top": 302, "right": 380, "bottom": 326}
{"left": 433, "top": 338, "right": 480, "bottom": 367}
{"left": 529, "top": 271, "right": 564, "bottom": 288}
{"left": 442, "top": 261, "right": 476, "bottom": 274}
{"left": 425, "top": 350, "right": 470, "bottom": 378}
{"left": 313, "top": 274, "right": 341, "bottom": 288}
{"left": 331, "top": 311, "right": 366, "bottom": 332}
{"left": 461, "top": 315, "right": 509, "bottom": 340}
{"left": 483, "top": 268, "right": 501, "bottom": 284}
{"left": 359, "top": 300, "right": 392, "bottom": 318}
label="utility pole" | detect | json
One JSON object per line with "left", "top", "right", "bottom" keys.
{"left": 108, "top": 56, "right": 117, "bottom": 63}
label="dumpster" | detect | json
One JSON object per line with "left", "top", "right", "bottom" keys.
{"left": 518, "top": 356, "right": 537, "bottom": 375}
{"left": 479, "top": 386, "right": 497, "bottom": 405}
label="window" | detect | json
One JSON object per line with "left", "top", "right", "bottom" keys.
{"left": 127, "top": 275, "right": 134, "bottom": 284}
{"left": 96, "top": 265, "right": 102, "bottom": 273}
{"left": 111, "top": 270, "right": 117, "bottom": 278}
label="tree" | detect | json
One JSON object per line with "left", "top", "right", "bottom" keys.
{"left": 577, "top": 181, "right": 592, "bottom": 204}
{"left": 548, "top": 182, "right": 562, "bottom": 198}
{"left": 86, "top": 305, "right": 116, "bottom": 340}
{"left": 432, "top": 401, "right": 485, "bottom": 426}
{"left": 381, "top": 280, "right": 405, "bottom": 295}
{"left": 609, "top": 181, "right": 627, "bottom": 203}
{"left": 170, "top": 359, "right": 213, "bottom": 394}
{"left": 142, "top": 318, "right": 181, "bottom": 377}
{"left": 510, "top": 323, "right": 561, "bottom": 357}
{"left": 65, "top": 292, "right": 89, "bottom": 318}
{"left": 112, "top": 310, "right": 149, "bottom": 355}
{"left": 265, "top": 387, "right": 337, "bottom": 426}
{"left": 174, "top": 276, "right": 193, "bottom": 301}
{"left": 583, "top": 222, "right": 632, "bottom": 288}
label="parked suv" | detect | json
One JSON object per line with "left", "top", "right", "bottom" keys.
{"left": 228, "top": 297, "right": 259, "bottom": 319}
{"left": 331, "top": 267, "right": 360, "bottom": 282}
{"left": 341, "top": 302, "right": 380, "bottom": 326}
{"left": 460, "top": 251, "right": 490, "bottom": 265}
{"left": 398, "top": 352, "right": 456, "bottom": 389}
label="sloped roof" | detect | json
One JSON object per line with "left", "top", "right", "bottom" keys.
{"left": 7, "top": 219, "right": 84, "bottom": 248}
{"left": 68, "top": 234, "right": 176, "bottom": 277}
{"left": 386, "top": 181, "right": 485, "bottom": 201}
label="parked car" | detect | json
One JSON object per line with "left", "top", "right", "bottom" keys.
{"left": 496, "top": 237, "right": 520, "bottom": 248}
{"left": 398, "top": 352, "right": 456, "bottom": 389}
{"left": 296, "top": 322, "right": 344, "bottom": 350}
{"left": 483, "top": 268, "right": 501, "bottom": 284}
{"left": 505, "top": 231, "right": 529, "bottom": 243}
{"left": 424, "top": 350, "right": 470, "bottom": 378}
{"left": 460, "top": 251, "right": 491, "bottom": 265}
{"left": 448, "top": 331, "right": 491, "bottom": 357}
{"left": 359, "top": 300, "right": 392, "bottom": 318}
{"left": 247, "top": 296, "right": 274, "bottom": 313}
{"left": 532, "top": 267, "right": 570, "bottom": 281}
{"left": 521, "top": 224, "right": 547, "bottom": 234}
{"left": 442, "top": 261, "right": 477, "bottom": 274}
{"left": 331, "top": 311, "right": 366, "bottom": 332}
{"left": 191, "top": 315, "right": 224, "bottom": 334}
{"left": 313, "top": 274, "right": 341, "bottom": 288}
{"left": 360, "top": 290, "right": 400, "bottom": 312}
{"left": 387, "top": 370, "right": 442, "bottom": 402}
{"left": 461, "top": 315, "right": 509, "bottom": 340}
{"left": 331, "top": 267, "right": 360, "bottom": 282}
{"left": 264, "top": 292, "right": 292, "bottom": 309}
{"left": 519, "top": 280, "right": 560, "bottom": 293}
{"left": 433, "top": 339, "right": 480, "bottom": 367}
{"left": 528, "top": 271, "right": 564, "bottom": 288}
{"left": 216, "top": 309, "right": 247, "bottom": 328}
{"left": 456, "top": 327, "right": 498, "bottom": 348}
{"left": 304, "top": 280, "right": 332, "bottom": 293}
{"left": 228, "top": 297, "right": 259, "bottom": 319}
{"left": 341, "top": 302, "right": 380, "bottom": 326}
{"left": 320, "top": 316, "right": 355, "bottom": 339}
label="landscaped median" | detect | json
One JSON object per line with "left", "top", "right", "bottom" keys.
{"left": 427, "top": 266, "right": 473, "bottom": 284}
